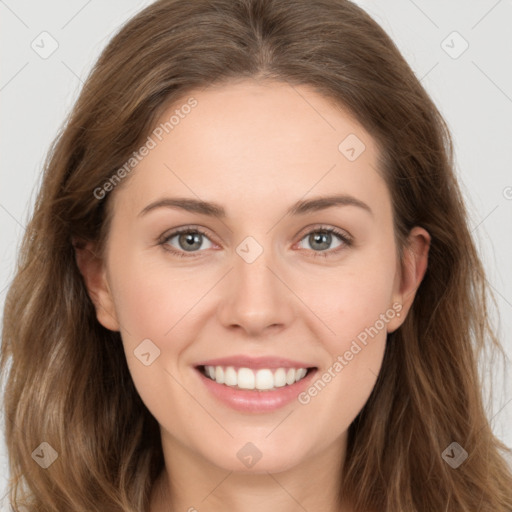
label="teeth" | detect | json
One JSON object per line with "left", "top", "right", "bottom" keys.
{"left": 202, "top": 365, "right": 309, "bottom": 391}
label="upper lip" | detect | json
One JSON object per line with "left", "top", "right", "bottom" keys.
{"left": 194, "top": 355, "right": 317, "bottom": 370}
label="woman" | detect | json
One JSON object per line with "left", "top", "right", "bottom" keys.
{"left": 1, "top": 0, "right": 511, "bottom": 511}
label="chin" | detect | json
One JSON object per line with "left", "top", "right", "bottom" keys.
{"left": 204, "top": 443, "right": 307, "bottom": 474}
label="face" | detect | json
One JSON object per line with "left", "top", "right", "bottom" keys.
{"left": 80, "top": 79, "right": 429, "bottom": 475}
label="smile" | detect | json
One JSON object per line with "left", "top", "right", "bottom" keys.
{"left": 198, "top": 365, "right": 313, "bottom": 391}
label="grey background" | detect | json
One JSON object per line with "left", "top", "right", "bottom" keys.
{"left": 1, "top": 0, "right": 511, "bottom": 506}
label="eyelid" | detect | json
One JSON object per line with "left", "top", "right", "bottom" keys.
{"left": 159, "top": 224, "right": 213, "bottom": 242}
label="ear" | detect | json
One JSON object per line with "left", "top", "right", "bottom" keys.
{"left": 73, "top": 238, "right": 120, "bottom": 331}
{"left": 387, "top": 226, "right": 431, "bottom": 333}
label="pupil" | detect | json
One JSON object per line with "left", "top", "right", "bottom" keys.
{"left": 312, "top": 232, "right": 330, "bottom": 250}
{"left": 181, "top": 233, "right": 201, "bottom": 251}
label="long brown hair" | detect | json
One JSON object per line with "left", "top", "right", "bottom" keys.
{"left": 2, "top": 0, "right": 511, "bottom": 510}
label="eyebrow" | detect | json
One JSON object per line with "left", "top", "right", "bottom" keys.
{"left": 138, "top": 194, "right": 373, "bottom": 218}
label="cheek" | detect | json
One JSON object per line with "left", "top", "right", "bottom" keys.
{"left": 296, "top": 265, "right": 392, "bottom": 428}
{"left": 109, "top": 250, "right": 202, "bottom": 342}
{"left": 109, "top": 255, "right": 202, "bottom": 429}
{"left": 294, "top": 247, "right": 396, "bottom": 409}
{"left": 300, "top": 253, "right": 397, "bottom": 347}
{"left": 298, "top": 337, "right": 386, "bottom": 437}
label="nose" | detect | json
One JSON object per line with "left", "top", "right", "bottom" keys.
{"left": 216, "top": 243, "right": 295, "bottom": 337}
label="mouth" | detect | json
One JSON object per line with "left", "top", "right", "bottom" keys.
{"left": 195, "top": 364, "right": 317, "bottom": 392}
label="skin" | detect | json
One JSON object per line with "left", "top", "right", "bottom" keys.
{"left": 76, "top": 78, "right": 430, "bottom": 512}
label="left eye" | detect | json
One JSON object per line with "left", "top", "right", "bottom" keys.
{"left": 160, "top": 226, "right": 352, "bottom": 258}
{"left": 296, "top": 227, "right": 351, "bottom": 255}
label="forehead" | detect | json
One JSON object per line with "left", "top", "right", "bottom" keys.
{"left": 111, "top": 79, "right": 390, "bottom": 220}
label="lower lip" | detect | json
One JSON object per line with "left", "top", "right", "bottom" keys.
{"left": 195, "top": 367, "right": 318, "bottom": 413}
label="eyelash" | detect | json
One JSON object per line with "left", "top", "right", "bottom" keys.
{"left": 158, "top": 225, "right": 353, "bottom": 259}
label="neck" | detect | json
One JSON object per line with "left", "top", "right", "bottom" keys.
{"left": 149, "top": 432, "right": 354, "bottom": 512}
